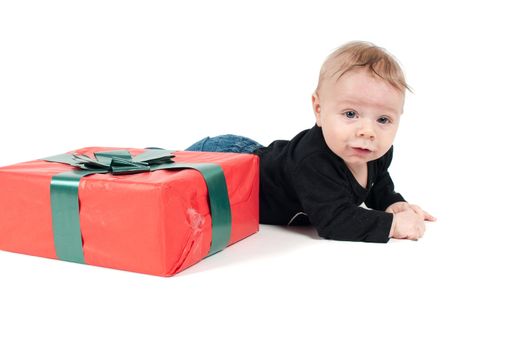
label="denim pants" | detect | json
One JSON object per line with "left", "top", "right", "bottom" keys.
{"left": 185, "top": 134, "right": 263, "bottom": 154}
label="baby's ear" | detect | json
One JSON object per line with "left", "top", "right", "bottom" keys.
{"left": 312, "top": 92, "right": 322, "bottom": 124}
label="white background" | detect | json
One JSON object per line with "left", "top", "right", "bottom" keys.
{"left": 1, "top": 1, "right": 526, "bottom": 349}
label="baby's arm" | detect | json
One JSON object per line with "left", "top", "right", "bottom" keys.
{"left": 293, "top": 155, "right": 394, "bottom": 243}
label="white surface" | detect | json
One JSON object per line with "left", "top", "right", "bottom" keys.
{"left": 1, "top": 1, "right": 526, "bottom": 349}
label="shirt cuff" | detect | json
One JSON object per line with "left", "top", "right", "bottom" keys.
{"left": 365, "top": 211, "right": 393, "bottom": 243}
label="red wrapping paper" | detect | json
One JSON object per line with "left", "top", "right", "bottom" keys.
{"left": 0, "top": 147, "right": 259, "bottom": 276}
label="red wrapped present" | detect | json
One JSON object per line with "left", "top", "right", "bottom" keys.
{"left": 0, "top": 147, "right": 259, "bottom": 276}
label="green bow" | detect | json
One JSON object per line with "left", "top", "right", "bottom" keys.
{"left": 43, "top": 149, "right": 232, "bottom": 264}
{"left": 45, "top": 148, "right": 178, "bottom": 174}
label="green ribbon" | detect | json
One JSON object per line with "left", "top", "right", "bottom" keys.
{"left": 42, "top": 149, "right": 232, "bottom": 264}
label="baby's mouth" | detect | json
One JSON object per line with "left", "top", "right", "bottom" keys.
{"left": 351, "top": 147, "right": 373, "bottom": 155}
{"left": 354, "top": 147, "right": 371, "bottom": 151}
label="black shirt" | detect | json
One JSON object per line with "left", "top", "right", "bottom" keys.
{"left": 253, "top": 124, "right": 405, "bottom": 243}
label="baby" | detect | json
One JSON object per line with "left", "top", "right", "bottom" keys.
{"left": 186, "top": 41, "right": 436, "bottom": 242}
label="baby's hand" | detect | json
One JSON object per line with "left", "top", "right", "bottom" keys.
{"left": 389, "top": 209, "right": 425, "bottom": 241}
{"left": 386, "top": 202, "right": 436, "bottom": 222}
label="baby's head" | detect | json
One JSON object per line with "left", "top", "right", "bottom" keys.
{"left": 312, "top": 41, "right": 410, "bottom": 171}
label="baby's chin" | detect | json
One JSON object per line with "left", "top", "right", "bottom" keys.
{"left": 341, "top": 155, "right": 371, "bottom": 168}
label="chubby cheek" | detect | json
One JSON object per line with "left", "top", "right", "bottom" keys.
{"left": 321, "top": 126, "right": 343, "bottom": 153}
{"left": 323, "top": 121, "right": 342, "bottom": 137}
{"left": 375, "top": 144, "right": 391, "bottom": 158}
{"left": 329, "top": 131, "right": 350, "bottom": 155}
{"left": 376, "top": 134, "right": 396, "bottom": 157}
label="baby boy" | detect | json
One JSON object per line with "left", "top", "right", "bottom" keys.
{"left": 186, "top": 41, "right": 436, "bottom": 242}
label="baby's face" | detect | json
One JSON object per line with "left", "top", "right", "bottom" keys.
{"left": 312, "top": 67, "right": 404, "bottom": 171}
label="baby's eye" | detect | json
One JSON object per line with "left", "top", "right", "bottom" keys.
{"left": 344, "top": 111, "right": 358, "bottom": 119}
{"left": 377, "top": 116, "right": 391, "bottom": 124}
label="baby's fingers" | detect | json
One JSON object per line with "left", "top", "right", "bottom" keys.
{"left": 424, "top": 212, "right": 437, "bottom": 222}
{"left": 410, "top": 205, "right": 437, "bottom": 222}
{"left": 421, "top": 209, "right": 437, "bottom": 222}
{"left": 408, "top": 204, "right": 425, "bottom": 220}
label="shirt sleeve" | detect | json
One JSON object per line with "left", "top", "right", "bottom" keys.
{"left": 365, "top": 146, "right": 406, "bottom": 211}
{"left": 292, "top": 152, "right": 393, "bottom": 243}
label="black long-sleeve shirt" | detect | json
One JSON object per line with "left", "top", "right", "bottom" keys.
{"left": 253, "top": 124, "right": 405, "bottom": 243}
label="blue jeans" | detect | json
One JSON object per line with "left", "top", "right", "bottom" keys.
{"left": 185, "top": 134, "right": 263, "bottom": 154}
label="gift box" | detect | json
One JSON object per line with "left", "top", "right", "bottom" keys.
{"left": 0, "top": 147, "right": 259, "bottom": 276}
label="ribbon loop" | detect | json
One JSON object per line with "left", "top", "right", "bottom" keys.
{"left": 131, "top": 149, "right": 175, "bottom": 164}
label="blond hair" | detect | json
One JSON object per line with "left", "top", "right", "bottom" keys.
{"left": 315, "top": 41, "right": 411, "bottom": 94}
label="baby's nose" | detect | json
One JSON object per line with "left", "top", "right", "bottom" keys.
{"left": 358, "top": 123, "right": 375, "bottom": 140}
{"left": 359, "top": 131, "right": 375, "bottom": 140}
